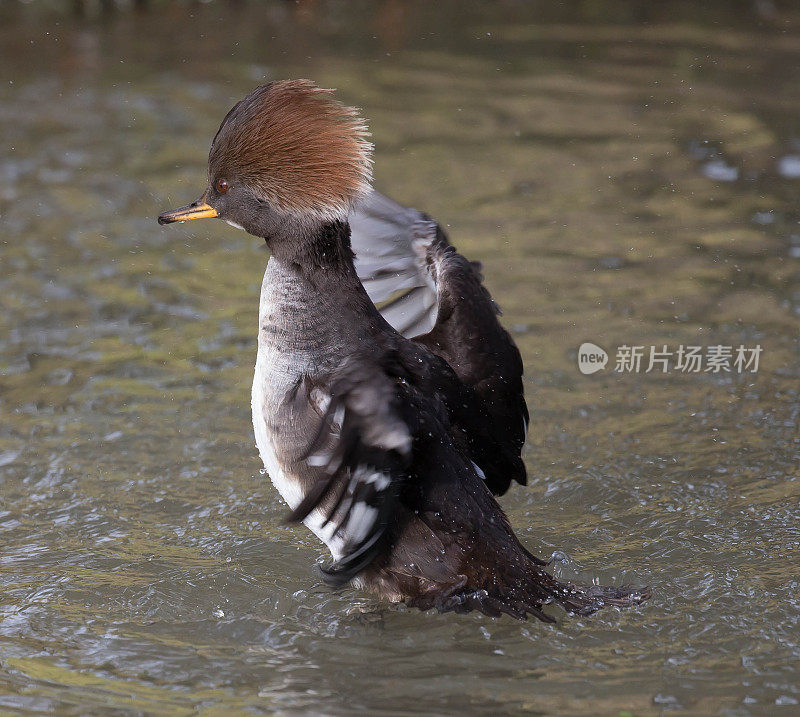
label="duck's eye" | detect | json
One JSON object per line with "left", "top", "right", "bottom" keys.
{"left": 216, "top": 179, "right": 229, "bottom": 194}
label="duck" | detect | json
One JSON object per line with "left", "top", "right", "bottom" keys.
{"left": 158, "top": 79, "right": 648, "bottom": 621}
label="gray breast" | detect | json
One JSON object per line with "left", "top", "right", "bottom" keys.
{"left": 250, "top": 258, "right": 350, "bottom": 557}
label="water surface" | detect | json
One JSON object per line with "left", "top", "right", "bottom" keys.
{"left": 1, "top": 1, "right": 799, "bottom": 714}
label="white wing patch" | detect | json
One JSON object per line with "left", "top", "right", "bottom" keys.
{"left": 363, "top": 469, "right": 391, "bottom": 491}
{"left": 345, "top": 502, "right": 379, "bottom": 545}
{"left": 326, "top": 466, "right": 391, "bottom": 546}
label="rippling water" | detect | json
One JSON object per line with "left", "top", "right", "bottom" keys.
{"left": 1, "top": 1, "right": 799, "bottom": 713}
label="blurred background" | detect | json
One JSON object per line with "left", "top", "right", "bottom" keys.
{"left": 1, "top": 1, "right": 799, "bottom": 714}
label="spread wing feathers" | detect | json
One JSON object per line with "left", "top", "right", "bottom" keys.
{"left": 349, "top": 190, "right": 438, "bottom": 338}
{"left": 350, "top": 191, "right": 529, "bottom": 494}
{"left": 400, "top": 346, "right": 529, "bottom": 497}
{"left": 409, "top": 220, "right": 530, "bottom": 458}
{"left": 285, "top": 359, "right": 415, "bottom": 585}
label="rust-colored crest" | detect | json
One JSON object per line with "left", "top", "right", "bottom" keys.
{"left": 209, "top": 80, "right": 373, "bottom": 220}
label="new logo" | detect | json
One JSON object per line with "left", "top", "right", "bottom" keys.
{"left": 578, "top": 342, "right": 608, "bottom": 375}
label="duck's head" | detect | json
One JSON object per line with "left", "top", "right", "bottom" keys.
{"left": 157, "top": 80, "right": 373, "bottom": 242}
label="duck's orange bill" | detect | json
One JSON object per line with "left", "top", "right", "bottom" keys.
{"left": 158, "top": 201, "right": 218, "bottom": 225}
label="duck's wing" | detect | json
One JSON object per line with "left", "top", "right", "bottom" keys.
{"left": 349, "top": 190, "right": 438, "bottom": 338}
{"left": 350, "top": 191, "right": 528, "bottom": 495}
{"left": 285, "top": 354, "right": 418, "bottom": 585}
{"left": 286, "top": 347, "right": 519, "bottom": 586}
{"left": 410, "top": 222, "right": 529, "bottom": 478}
{"left": 285, "top": 351, "right": 649, "bottom": 622}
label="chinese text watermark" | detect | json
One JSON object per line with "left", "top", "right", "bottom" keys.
{"left": 578, "top": 342, "right": 762, "bottom": 375}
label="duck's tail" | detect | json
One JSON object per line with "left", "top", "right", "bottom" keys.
{"left": 407, "top": 559, "right": 650, "bottom": 623}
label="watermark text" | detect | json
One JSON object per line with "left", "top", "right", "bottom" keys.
{"left": 578, "top": 343, "right": 762, "bottom": 375}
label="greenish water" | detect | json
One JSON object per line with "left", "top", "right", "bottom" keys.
{"left": 1, "top": 1, "right": 799, "bottom": 714}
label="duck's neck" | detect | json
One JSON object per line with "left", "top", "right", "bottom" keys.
{"left": 270, "top": 218, "right": 360, "bottom": 281}
{"left": 259, "top": 219, "right": 383, "bottom": 356}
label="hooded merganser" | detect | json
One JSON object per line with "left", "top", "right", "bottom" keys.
{"left": 158, "top": 80, "right": 648, "bottom": 621}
